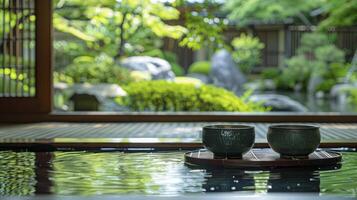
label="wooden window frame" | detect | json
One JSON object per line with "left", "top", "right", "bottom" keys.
{"left": 0, "top": 0, "right": 52, "bottom": 113}
{"left": 1, "top": 0, "right": 357, "bottom": 123}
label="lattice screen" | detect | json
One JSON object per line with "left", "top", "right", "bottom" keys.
{"left": 0, "top": 0, "right": 35, "bottom": 97}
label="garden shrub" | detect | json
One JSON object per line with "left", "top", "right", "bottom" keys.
{"left": 171, "top": 63, "right": 184, "bottom": 76}
{"left": 231, "top": 33, "right": 264, "bottom": 73}
{"left": 118, "top": 80, "right": 268, "bottom": 112}
{"left": 174, "top": 77, "right": 202, "bottom": 86}
{"left": 261, "top": 68, "right": 281, "bottom": 80}
{"left": 280, "top": 55, "right": 313, "bottom": 90}
{"left": 281, "top": 32, "right": 347, "bottom": 92}
{"left": 348, "top": 89, "right": 357, "bottom": 106}
{"left": 62, "top": 55, "right": 132, "bottom": 85}
{"left": 188, "top": 61, "right": 211, "bottom": 75}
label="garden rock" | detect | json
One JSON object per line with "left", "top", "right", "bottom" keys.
{"left": 249, "top": 94, "right": 308, "bottom": 112}
{"left": 70, "top": 83, "right": 128, "bottom": 111}
{"left": 330, "top": 83, "right": 357, "bottom": 99}
{"left": 71, "top": 83, "right": 127, "bottom": 98}
{"left": 121, "top": 56, "right": 175, "bottom": 80}
{"left": 330, "top": 83, "right": 357, "bottom": 107}
{"left": 307, "top": 74, "right": 324, "bottom": 95}
{"left": 244, "top": 79, "right": 276, "bottom": 91}
{"left": 210, "top": 50, "right": 246, "bottom": 94}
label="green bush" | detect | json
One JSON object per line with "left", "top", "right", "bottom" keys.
{"left": 231, "top": 33, "right": 264, "bottom": 73}
{"left": 188, "top": 61, "right": 211, "bottom": 75}
{"left": 261, "top": 68, "right": 281, "bottom": 80}
{"left": 118, "top": 80, "right": 268, "bottom": 112}
{"left": 297, "top": 32, "right": 332, "bottom": 55}
{"left": 281, "top": 55, "right": 313, "bottom": 90}
{"left": 171, "top": 63, "right": 184, "bottom": 76}
{"left": 62, "top": 55, "right": 132, "bottom": 85}
{"left": 348, "top": 89, "right": 357, "bottom": 106}
{"left": 281, "top": 32, "right": 347, "bottom": 92}
{"left": 315, "top": 63, "right": 351, "bottom": 92}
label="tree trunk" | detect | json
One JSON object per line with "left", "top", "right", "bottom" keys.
{"left": 115, "top": 12, "right": 128, "bottom": 59}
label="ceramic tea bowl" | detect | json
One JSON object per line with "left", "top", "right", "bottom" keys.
{"left": 202, "top": 125, "right": 255, "bottom": 159}
{"left": 267, "top": 124, "right": 320, "bottom": 158}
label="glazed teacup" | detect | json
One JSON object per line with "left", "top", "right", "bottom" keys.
{"left": 267, "top": 124, "right": 321, "bottom": 158}
{"left": 202, "top": 125, "right": 255, "bottom": 159}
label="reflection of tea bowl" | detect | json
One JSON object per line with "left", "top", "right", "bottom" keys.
{"left": 267, "top": 125, "right": 320, "bottom": 158}
{"left": 202, "top": 125, "right": 255, "bottom": 159}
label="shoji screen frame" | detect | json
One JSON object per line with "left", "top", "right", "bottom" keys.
{"left": 0, "top": 0, "right": 52, "bottom": 113}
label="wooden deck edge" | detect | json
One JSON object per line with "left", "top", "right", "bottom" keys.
{"left": 0, "top": 141, "right": 356, "bottom": 149}
{"left": 1, "top": 112, "right": 357, "bottom": 123}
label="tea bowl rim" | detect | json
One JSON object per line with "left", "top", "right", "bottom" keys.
{"left": 203, "top": 124, "right": 254, "bottom": 131}
{"left": 269, "top": 124, "right": 320, "bottom": 131}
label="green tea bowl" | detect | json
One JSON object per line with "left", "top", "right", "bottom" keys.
{"left": 202, "top": 125, "right": 255, "bottom": 159}
{"left": 267, "top": 124, "right": 321, "bottom": 158}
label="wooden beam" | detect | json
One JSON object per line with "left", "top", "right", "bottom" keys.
{"left": 1, "top": 112, "right": 357, "bottom": 123}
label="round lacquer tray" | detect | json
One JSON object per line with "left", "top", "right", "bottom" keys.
{"left": 184, "top": 149, "right": 342, "bottom": 169}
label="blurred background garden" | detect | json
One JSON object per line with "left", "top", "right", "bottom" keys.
{"left": 51, "top": 0, "right": 357, "bottom": 112}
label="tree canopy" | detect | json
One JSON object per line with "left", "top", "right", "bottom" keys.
{"left": 223, "top": 0, "right": 322, "bottom": 26}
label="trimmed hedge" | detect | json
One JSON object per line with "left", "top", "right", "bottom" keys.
{"left": 118, "top": 80, "right": 268, "bottom": 112}
{"left": 188, "top": 61, "right": 211, "bottom": 75}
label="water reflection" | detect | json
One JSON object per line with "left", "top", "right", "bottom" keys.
{"left": 202, "top": 169, "right": 323, "bottom": 193}
{"left": 0, "top": 150, "right": 354, "bottom": 196}
{"left": 0, "top": 151, "right": 36, "bottom": 195}
{"left": 268, "top": 169, "right": 321, "bottom": 193}
{"left": 203, "top": 169, "right": 255, "bottom": 192}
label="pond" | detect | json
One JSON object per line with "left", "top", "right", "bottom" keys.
{"left": 276, "top": 91, "right": 357, "bottom": 113}
{"left": 0, "top": 149, "right": 356, "bottom": 196}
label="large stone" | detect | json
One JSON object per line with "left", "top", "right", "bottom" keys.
{"left": 249, "top": 94, "right": 308, "bottom": 112}
{"left": 71, "top": 83, "right": 127, "bottom": 98}
{"left": 121, "top": 56, "right": 175, "bottom": 80}
{"left": 330, "top": 83, "right": 357, "bottom": 99}
{"left": 210, "top": 50, "right": 246, "bottom": 94}
{"left": 330, "top": 83, "right": 357, "bottom": 108}
{"left": 307, "top": 74, "right": 324, "bottom": 94}
{"left": 69, "top": 93, "right": 100, "bottom": 111}
{"left": 244, "top": 79, "right": 276, "bottom": 91}
{"left": 69, "top": 83, "right": 128, "bottom": 111}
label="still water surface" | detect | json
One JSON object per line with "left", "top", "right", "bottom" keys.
{"left": 0, "top": 150, "right": 356, "bottom": 196}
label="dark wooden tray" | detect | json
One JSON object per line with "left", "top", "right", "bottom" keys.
{"left": 184, "top": 149, "right": 342, "bottom": 169}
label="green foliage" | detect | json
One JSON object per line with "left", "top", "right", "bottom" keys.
{"left": 176, "top": 1, "right": 227, "bottom": 51}
{"left": 315, "top": 63, "right": 351, "bottom": 92}
{"left": 348, "top": 89, "right": 357, "bottom": 106}
{"left": 54, "top": 0, "right": 187, "bottom": 57}
{"left": 53, "top": 71, "right": 74, "bottom": 84}
{"left": 261, "top": 68, "right": 281, "bottom": 80}
{"left": 119, "top": 80, "right": 268, "bottom": 112}
{"left": 318, "top": 0, "right": 357, "bottom": 29}
{"left": 174, "top": 77, "right": 202, "bottom": 86}
{"left": 224, "top": 0, "right": 322, "bottom": 26}
{"left": 53, "top": 0, "right": 192, "bottom": 84}
{"left": 0, "top": 68, "right": 35, "bottom": 95}
{"left": 62, "top": 54, "right": 132, "bottom": 85}
{"left": 280, "top": 32, "right": 347, "bottom": 92}
{"left": 280, "top": 55, "right": 313, "bottom": 90}
{"left": 171, "top": 63, "right": 184, "bottom": 76}
{"left": 188, "top": 61, "right": 211, "bottom": 75}
{"left": 297, "top": 33, "right": 332, "bottom": 55}
{"left": 231, "top": 33, "right": 264, "bottom": 73}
